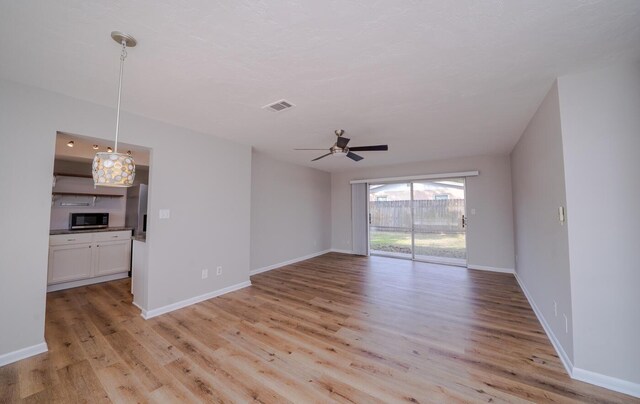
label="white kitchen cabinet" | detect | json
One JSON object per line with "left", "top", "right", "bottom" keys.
{"left": 95, "top": 240, "right": 131, "bottom": 276}
{"left": 48, "top": 243, "right": 93, "bottom": 284}
{"left": 47, "top": 230, "right": 132, "bottom": 291}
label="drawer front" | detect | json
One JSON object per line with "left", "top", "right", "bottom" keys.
{"left": 94, "top": 230, "right": 132, "bottom": 242}
{"left": 50, "top": 233, "right": 94, "bottom": 246}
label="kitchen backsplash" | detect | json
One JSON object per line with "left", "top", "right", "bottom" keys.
{"left": 50, "top": 159, "right": 148, "bottom": 230}
{"left": 50, "top": 176, "right": 127, "bottom": 230}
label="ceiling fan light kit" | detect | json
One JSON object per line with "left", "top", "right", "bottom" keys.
{"left": 296, "top": 129, "right": 389, "bottom": 162}
{"left": 92, "top": 31, "right": 137, "bottom": 188}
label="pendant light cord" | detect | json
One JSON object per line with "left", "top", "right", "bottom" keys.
{"left": 114, "top": 40, "right": 128, "bottom": 153}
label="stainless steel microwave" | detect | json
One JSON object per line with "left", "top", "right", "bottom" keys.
{"left": 69, "top": 213, "right": 109, "bottom": 230}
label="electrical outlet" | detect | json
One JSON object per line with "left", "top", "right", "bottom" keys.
{"left": 201, "top": 269, "right": 208, "bottom": 279}
{"left": 553, "top": 301, "right": 558, "bottom": 316}
{"left": 563, "top": 314, "right": 568, "bottom": 333}
{"left": 216, "top": 266, "right": 222, "bottom": 276}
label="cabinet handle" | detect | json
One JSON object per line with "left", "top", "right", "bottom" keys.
{"left": 67, "top": 238, "right": 76, "bottom": 241}
{"left": 112, "top": 235, "right": 119, "bottom": 238}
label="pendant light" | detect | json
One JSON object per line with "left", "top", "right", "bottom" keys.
{"left": 92, "top": 31, "right": 137, "bottom": 187}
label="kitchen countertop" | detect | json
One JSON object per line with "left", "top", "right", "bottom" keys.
{"left": 132, "top": 234, "right": 146, "bottom": 242}
{"left": 50, "top": 227, "right": 133, "bottom": 235}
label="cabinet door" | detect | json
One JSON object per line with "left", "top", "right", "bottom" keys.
{"left": 95, "top": 240, "right": 131, "bottom": 276}
{"left": 48, "top": 243, "right": 93, "bottom": 284}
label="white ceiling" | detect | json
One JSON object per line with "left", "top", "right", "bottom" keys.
{"left": 1, "top": 1, "right": 639, "bottom": 172}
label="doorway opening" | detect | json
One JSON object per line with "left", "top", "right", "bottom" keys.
{"left": 368, "top": 178, "right": 467, "bottom": 266}
{"left": 48, "top": 132, "right": 151, "bottom": 307}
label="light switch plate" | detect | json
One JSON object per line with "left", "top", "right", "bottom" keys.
{"left": 159, "top": 209, "right": 171, "bottom": 219}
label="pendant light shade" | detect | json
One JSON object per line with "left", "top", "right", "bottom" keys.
{"left": 92, "top": 152, "right": 135, "bottom": 187}
{"left": 94, "top": 31, "right": 137, "bottom": 187}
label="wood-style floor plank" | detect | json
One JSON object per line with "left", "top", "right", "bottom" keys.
{"left": 0, "top": 252, "right": 637, "bottom": 403}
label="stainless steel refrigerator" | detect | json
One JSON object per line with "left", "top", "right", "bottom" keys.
{"left": 125, "top": 184, "right": 148, "bottom": 236}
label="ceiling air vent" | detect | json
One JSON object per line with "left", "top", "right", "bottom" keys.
{"left": 263, "top": 99, "right": 295, "bottom": 112}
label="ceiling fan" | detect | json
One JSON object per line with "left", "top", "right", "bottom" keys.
{"left": 295, "top": 130, "right": 389, "bottom": 162}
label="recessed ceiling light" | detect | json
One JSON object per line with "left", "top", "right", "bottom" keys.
{"left": 66, "top": 141, "right": 74, "bottom": 147}
{"left": 107, "top": 147, "right": 113, "bottom": 153}
{"left": 92, "top": 144, "right": 99, "bottom": 150}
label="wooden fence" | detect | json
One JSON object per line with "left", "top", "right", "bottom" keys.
{"left": 369, "top": 199, "right": 465, "bottom": 233}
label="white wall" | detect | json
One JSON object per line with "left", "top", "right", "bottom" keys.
{"left": 510, "top": 81, "right": 574, "bottom": 363}
{"left": 250, "top": 151, "right": 331, "bottom": 271}
{"left": 331, "top": 155, "right": 515, "bottom": 271}
{"left": 558, "top": 62, "right": 640, "bottom": 384}
{"left": 0, "top": 79, "right": 251, "bottom": 358}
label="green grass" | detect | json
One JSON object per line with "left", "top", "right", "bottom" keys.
{"left": 370, "top": 231, "right": 466, "bottom": 259}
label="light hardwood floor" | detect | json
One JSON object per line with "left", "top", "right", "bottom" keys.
{"left": 0, "top": 253, "right": 636, "bottom": 403}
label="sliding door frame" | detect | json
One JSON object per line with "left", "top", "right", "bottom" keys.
{"left": 366, "top": 183, "right": 371, "bottom": 256}
{"left": 410, "top": 181, "right": 415, "bottom": 260}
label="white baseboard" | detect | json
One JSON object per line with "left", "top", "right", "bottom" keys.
{"left": 250, "top": 249, "right": 331, "bottom": 276}
{"left": 47, "top": 272, "right": 129, "bottom": 292}
{"left": 514, "top": 274, "right": 640, "bottom": 398}
{"left": 467, "top": 264, "right": 514, "bottom": 274}
{"left": 514, "top": 272, "right": 574, "bottom": 376}
{"left": 572, "top": 367, "right": 640, "bottom": 398}
{"left": 0, "top": 342, "right": 48, "bottom": 367}
{"left": 330, "top": 248, "right": 354, "bottom": 255}
{"left": 141, "top": 280, "right": 252, "bottom": 319}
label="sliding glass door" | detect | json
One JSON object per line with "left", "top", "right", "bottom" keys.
{"left": 369, "top": 183, "right": 412, "bottom": 259}
{"left": 368, "top": 178, "right": 467, "bottom": 267}
{"left": 412, "top": 179, "right": 466, "bottom": 266}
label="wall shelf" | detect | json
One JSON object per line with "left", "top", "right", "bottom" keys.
{"left": 52, "top": 174, "right": 126, "bottom": 198}
{"left": 52, "top": 192, "right": 124, "bottom": 198}
{"left": 53, "top": 172, "right": 93, "bottom": 179}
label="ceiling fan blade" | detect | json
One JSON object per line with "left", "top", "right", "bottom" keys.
{"left": 346, "top": 152, "right": 364, "bottom": 162}
{"left": 312, "top": 153, "right": 332, "bottom": 161}
{"left": 348, "top": 145, "right": 388, "bottom": 151}
{"left": 336, "top": 137, "right": 350, "bottom": 149}
{"left": 294, "top": 148, "right": 330, "bottom": 150}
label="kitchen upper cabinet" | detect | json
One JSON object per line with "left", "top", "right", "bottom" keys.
{"left": 47, "top": 230, "right": 131, "bottom": 290}
{"left": 48, "top": 243, "right": 93, "bottom": 284}
{"left": 95, "top": 240, "right": 131, "bottom": 276}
